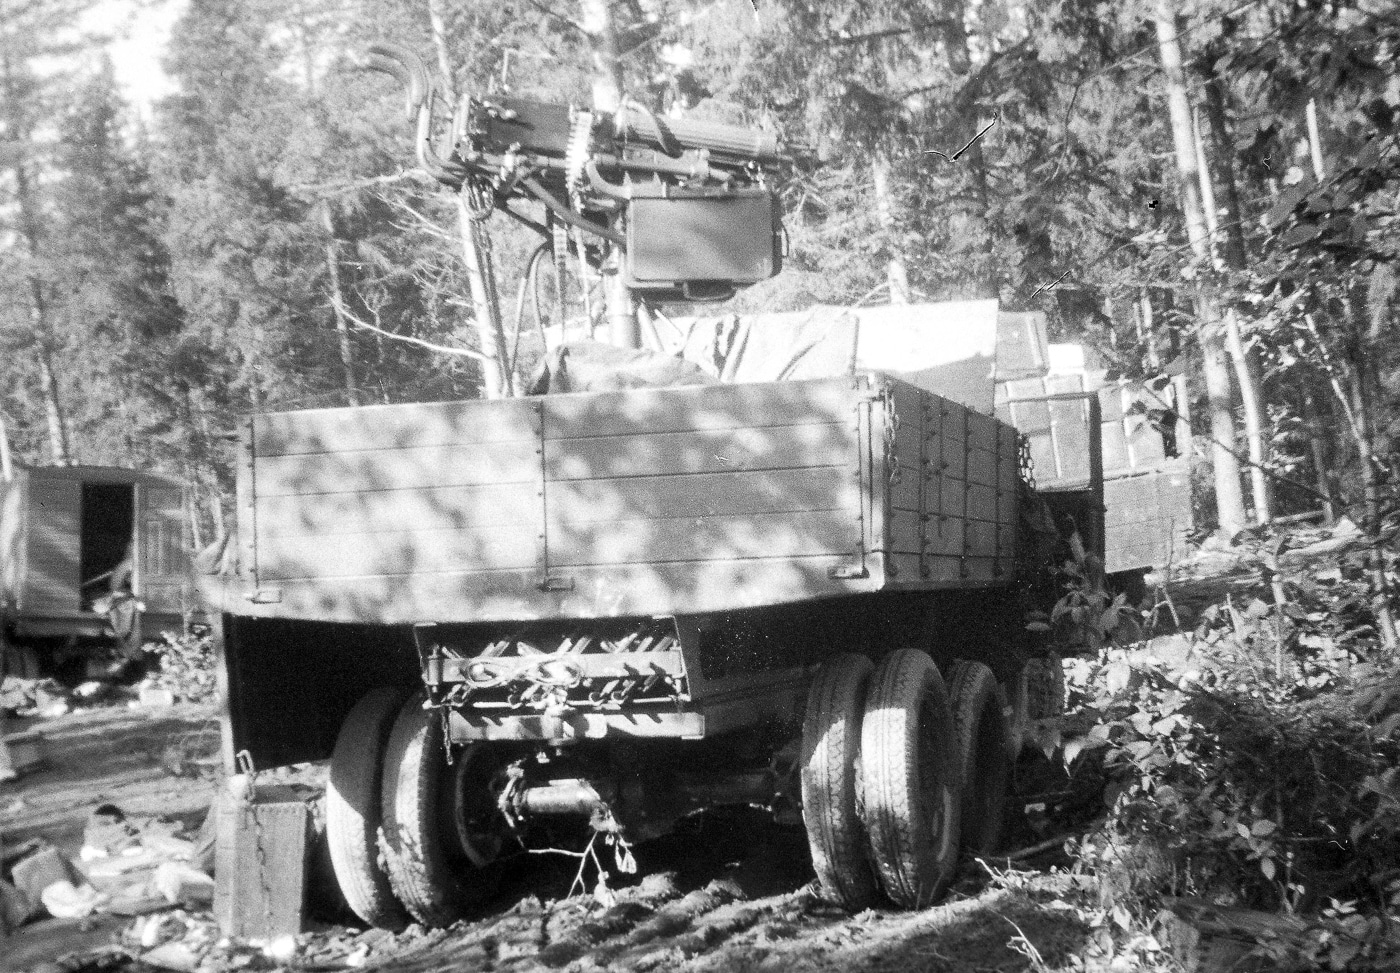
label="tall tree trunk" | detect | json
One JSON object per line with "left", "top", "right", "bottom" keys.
{"left": 426, "top": 0, "right": 455, "bottom": 95}
{"left": 319, "top": 202, "right": 360, "bottom": 406}
{"left": 7, "top": 72, "right": 72, "bottom": 466}
{"left": 1345, "top": 338, "right": 1398, "bottom": 649}
{"left": 29, "top": 284, "right": 72, "bottom": 465}
{"left": 0, "top": 410, "right": 13, "bottom": 481}
{"left": 1305, "top": 98, "right": 1395, "bottom": 645}
{"left": 1301, "top": 390, "right": 1336, "bottom": 525}
{"left": 577, "top": 0, "right": 638, "bottom": 348}
{"left": 1137, "top": 288, "right": 1161, "bottom": 370}
{"left": 1201, "top": 77, "right": 1249, "bottom": 267}
{"left": 578, "top": 0, "right": 624, "bottom": 112}
{"left": 1154, "top": 0, "right": 1247, "bottom": 536}
{"left": 425, "top": 4, "right": 512, "bottom": 395}
{"left": 1305, "top": 98, "right": 1327, "bottom": 182}
{"left": 456, "top": 193, "right": 512, "bottom": 399}
{"left": 1193, "top": 107, "right": 1270, "bottom": 522}
{"left": 942, "top": 1, "right": 998, "bottom": 300}
{"left": 872, "top": 151, "right": 911, "bottom": 303}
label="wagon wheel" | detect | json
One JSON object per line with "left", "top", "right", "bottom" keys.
{"left": 859, "top": 648, "right": 961, "bottom": 908}
{"left": 326, "top": 687, "right": 412, "bottom": 931}
{"left": 800, "top": 653, "right": 879, "bottom": 910}
{"left": 379, "top": 693, "right": 506, "bottom": 927}
{"left": 946, "top": 661, "right": 1012, "bottom": 858}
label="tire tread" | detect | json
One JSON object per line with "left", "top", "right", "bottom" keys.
{"left": 326, "top": 686, "right": 410, "bottom": 931}
{"left": 946, "top": 661, "right": 1012, "bottom": 857}
{"left": 860, "top": 649, "right": 960, "bottom": 908}
{"left": 800, "top": 654, "right": 878, "bottom": 909}
{"left": 379, "top": 695, "right": 468, "bottom": 927}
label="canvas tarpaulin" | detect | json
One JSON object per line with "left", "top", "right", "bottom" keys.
{"left": 669, "top": 299, "right": 1001, "bottom": 413}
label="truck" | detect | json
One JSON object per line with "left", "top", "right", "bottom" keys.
{"left": 0, "top": 464, "right": 199, "bottom": 678}
{"left": 208, "top": 45, "right": 1106, "bottom": 929}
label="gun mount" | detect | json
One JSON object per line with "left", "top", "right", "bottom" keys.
{"left": 363, "top": 43, "right": 807, "bottom": 301}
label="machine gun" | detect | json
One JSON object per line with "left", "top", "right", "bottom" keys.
{"left": 364, "top": 43, "right": 807, "bottom": 301}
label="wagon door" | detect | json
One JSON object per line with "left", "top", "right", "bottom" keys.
{"left": 135, "top": 482, "right": 190, "bottom": 621}
{"left": 23, "top": 475, "right": 82, "bottom": 617}
{"left": 1, "top": 477, "right": 24, "bottom": 613}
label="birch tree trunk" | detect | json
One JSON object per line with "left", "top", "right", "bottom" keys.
{"left": 425, "top": 3, "right": 512, "bottom": 396}
{"left": 942, "top": 0, "right": 998, "bottom": 300}
{"left": 1193, "top": 107, "right": 1270, "bottom": 522}
{"left": 1304, "top": 96, "right": 1395, "bottom": 645}
{"left": 30, "top": 288, "right": 73, "bottom": 465}
{"left": 426, "top": 0, "right": 455, "bottom": 94}
{"left": 1153, "top": 0, "right": 1247, "bottom": 536}
{"left": 872, "top": 152, "right": 911, "bottom": 304}
{"left": 456, "top": 193, "right": 512, "bottom": 399}
{"left": 320, "top": 202, "right": 361, "bottom": 406}
{"left": 578, "top": 0, "right": 639, "bottom": 348}
{"left": 0, "top": 411, "right": 13, "bottom": 481}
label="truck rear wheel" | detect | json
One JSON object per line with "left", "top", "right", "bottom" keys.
{"left": 946, "top": 661, "right": 1011, "bottom": 858}
{"left": 379, "top": 693, "right": 502, "bottom": 927}
{"left": 326, "top": 687, "right": 411, "bottom": 931}
{"left": 800, "top": 653, "right": 878, "bottom": 910}
{"left": 859, "top": 648, "right": 961, "bottom": 908}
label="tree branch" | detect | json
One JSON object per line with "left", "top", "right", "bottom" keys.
{"left": 331, "top": 294, "right": 485, "bottom": 361}
{"left": 524, "top": 0, "right": 584, "bottom": 33}
{"left": 829, "top": 18, "right": 956, "bottom": 48}
{"left": 287, "top": 171, "right": 426, "bottom": 198}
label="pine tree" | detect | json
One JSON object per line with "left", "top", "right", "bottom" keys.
{"left": 0, "top": 0, "right": 105, "bottom": 465}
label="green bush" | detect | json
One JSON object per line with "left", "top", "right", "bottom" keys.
{"left": 143, "top": 631, "right": 218, "bottom": 704}
{"left": 1029, "top": 535, "right": 1400, "bottom": 968}
{"left": 1064, "top": 640, "right": 1400, "bottom": 910}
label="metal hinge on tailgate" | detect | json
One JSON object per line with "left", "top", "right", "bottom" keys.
{"left": 828, "top": 377, "right": 880, "bottom": 582}
{"left": 827, "top": 563, "right": 868, "bottom": 579}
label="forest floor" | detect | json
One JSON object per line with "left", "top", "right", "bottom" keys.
{"left": 0, "top": 697, "right": 1109, "bottom": 973}
{"left": 0, "top": 532, "right": 1349, "bottom": 973}
{"left": 0, "top": 700, "right": 1114, "bottom": 973}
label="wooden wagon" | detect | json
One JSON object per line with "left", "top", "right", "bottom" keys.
{"left": 0, "top": 465, "right": 197, "bottom": 670}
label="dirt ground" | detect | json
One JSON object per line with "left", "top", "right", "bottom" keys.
{"left": 0, "top": 697, "right": 1111, "bottom": 973}
{"left": 1, "top": 702, "right": 220, "bottom": 971}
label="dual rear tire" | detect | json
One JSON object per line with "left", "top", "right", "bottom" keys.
{"left": 326, "top": 689, "right": 504, "bottom": 929}
{"left": 800, "top": 650, "right": 1011, "bottom": 910}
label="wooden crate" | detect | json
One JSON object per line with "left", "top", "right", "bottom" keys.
{"left": 997, "top": 391, "right": 1103, "bottom": 492}
{"left": 1104, "top": 465, "right": 1193, "bottom": 573}
{"left": 214, "top": 785, "right": 308, "bottom": 939}
{"left": 0, "top": 729, "right": 46, "bottom": 778}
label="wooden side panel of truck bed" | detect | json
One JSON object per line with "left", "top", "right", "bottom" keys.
{"left": 236, "top": 375, "right": 1021, "bottom": 625}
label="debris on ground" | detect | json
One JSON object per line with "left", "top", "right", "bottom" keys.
{"left": 0, "top": 678, "right": 72, "bottom": 719}
{"left": 0, "top": 802, "right": 217, "bottom": 949}
{"left": 134, "top": 686, "right": 175, "bottom": 710}
{"left": 1, "top": 728, "right": 48, "bottom": 782}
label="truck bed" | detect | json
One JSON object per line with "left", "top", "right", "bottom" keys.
{"left": 228, "top": 374, "right": 1020, "bottom": 624}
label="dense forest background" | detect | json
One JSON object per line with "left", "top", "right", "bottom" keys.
{"left": 1, "top": 0, "right": 1397, "bottom": 550}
